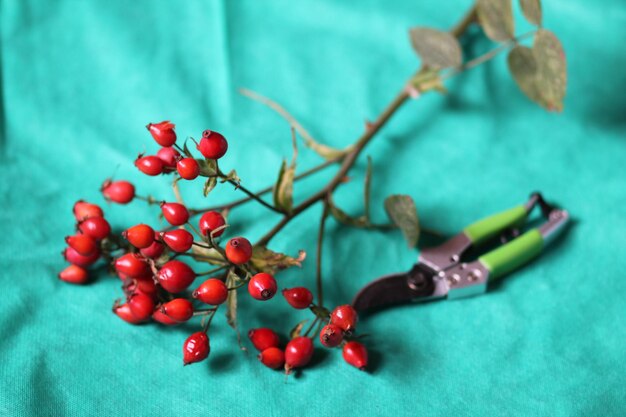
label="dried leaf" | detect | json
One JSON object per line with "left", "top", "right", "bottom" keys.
{"left": 289, "top": 319, "right": 308, "bottom": 339}
{"left": 219, "top": 169, "right": 240, "bottom": 185}
{"left": 384, "top": 195, "right": 420, "bottom": 247}
{"left": 225, "top": 272, "right": 238, "bottom": 330}
{"left": 533, "top": 29, "right": 567, "bottom": 111}
{"left": 477, "top": 0, "right": 515, "bottom": 41}
{"left": 191, "top": 245, "right": 227, "bottom": 266}
{"left": 250, "top": 245, "right": 306, "bottom": 274}
{"left": 198, "top": 158, "right": 218, "bottom": 177}
{"left": 520, "top": 0, "right": 542, "bottom": 26}
{"left": 409, "top": 27, "right": 462, "bottom": 69}
{"left": 272, "top": 160, "right": 295, "bottom": 214}
{"left": 203, "top": 176, "right": 217, "bottom": 197}
{"left": 329, "top": 203, "right": 369, "bottom": 227}
{"left": 507, "top": 30, "right": 567, "bottom": 111}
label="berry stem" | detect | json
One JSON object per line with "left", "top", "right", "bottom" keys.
{"left": 315, "top": 199, "right": 330, "bottom": 307}
{"left": 303, "top": 317, "right": 319, "bottom": 338}
{"left": 217, "top": 169, "right": 284, "bottom": 214}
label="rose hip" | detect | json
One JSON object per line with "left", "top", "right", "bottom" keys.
{"left": 113, "top": 302, "right": 143, "bottom": 324}
{"left": 147, "top": 121, "right": 177, "bottom": 147}
{"left": 282, "top": 287, "right": 313, "bottom": 309}
{"left": 319, "top": 324, "right": 343, "bottom": 348}
{"left": 73, "top": 200, "right": 103, "bottom": 221}
{"left": 157, "top": 260, "right": 195, "bottom": 293}
{"left": 78, "top": 217, "right": 111, "bottom": 240}
{"left": 123, "top": 224, "right": 155, "bottom": 249}
{"left": 135, "top": 155, "right": 163, "bottom": 176}
{"left": 58, "top": 265, "right": 89, "bottom": 284}
{"left": 161, "top": 229, "right": 194, "bottom": 253}
{"left": 330, "top": 305, "right": 358, "bottom": 332}
{"left": 342, "top": 341, "right": 368, "bottom": 370}
{"left": 161, "top": 202, "right": 189, "bottom": 226}
{"left": 248, "top": 328, "right": 280, "bottom": 351}
{"left": 225, "top": 237, "right": 252, "bottom": 265}
{"left": 285, "top": 337, "right": 314, "bottom": 369}
{"left": 176, "top": 158, "right": 200, "bottom": 180}
{"left": 101, "top": 179, "right": 135, "bottom": 204}
{"left": 156, "top": 146, "right": 181, "bottom": 169}
{"left": 65, "top": 234, "right": 98, "bottom": 256}
{"left": 183, "top": 331, "right": 210, "bottom": 365}
{"left": 258, "top": 347, "right": 285, "bottom": 369}
{"left": 63, "top": 246, "right": 100, "bottom": 267}
{"left": 198, "top": 211, "right": 226, "bottom": 237}
{"left": 160, "top": 298, "right": 194, "bottom": 322}
{"left": 114, "top": 253, "right": 150, "bottom": 278}
{"left": 248, "top": 273, "right": 277, "bottom": 301}
{"left": 193, "top": 278, "right": 228, "bottom": 305}
{"left": 152, "top": 309, "right": 179, "bottom": 326}
{"left": 128, "top": 293, "right": 155, "bottom": 321}
{"left": 197, "top": 130, "right": 228, "bottom": 160}
{"left": 140, "top": 232, "right": 165, "bottom": 259}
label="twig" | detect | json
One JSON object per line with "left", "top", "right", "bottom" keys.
{"left": 316, "top": 199, "right": 330, "bottom": 307}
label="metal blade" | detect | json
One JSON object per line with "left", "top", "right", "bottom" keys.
{"left": 352, "top": 264, "right": 438, "bottom": 313}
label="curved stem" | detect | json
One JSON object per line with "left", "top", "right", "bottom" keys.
{"left": 219, "top": 171, "right": 284, "bottom": 214}
{"left": 316, "top": 199, "right": 330, "bottom": 307}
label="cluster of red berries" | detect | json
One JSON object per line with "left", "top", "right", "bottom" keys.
{"left": 59, "top": 120, "right": 368, "bottom": 374}
{"left": 248, "top": 294, "right": 368, "bottom": 372}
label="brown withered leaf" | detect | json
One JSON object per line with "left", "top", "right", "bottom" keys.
{"left": 250, "top": 245, "right": 306, "bottom": 274}
{"left": 477, "top": 0, "right": 515, "bottom": 42}
{"left": 520, "top": 0, "right": 542, "bottom": 26}
{"left": 409, "top": 27, "right": 462, "bottom": 69}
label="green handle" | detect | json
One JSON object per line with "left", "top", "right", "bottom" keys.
{"left": 479, "top": 229, "right": 544, "bottom": 281}
{"left": 463, "top": 205, "right": 527, "bottom": 245}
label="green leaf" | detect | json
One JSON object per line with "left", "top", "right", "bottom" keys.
{"left": 507, "top": 30, "right": 567, "bottom": 111}
{"left": 219, "top": 169, "right": 240, "bottom": 184}
{"left": 408, "top": 68, "right": 447, "bottom": 95}
{"left": 533, "top": 29, "right": 567, "bottom": 111}
{"left": 329, "top": 203, "right": 369, "bottom": 227}
{"left": 191, "top": 245, "right": 227, "bottom": 266}
{"left": 198, "top": 158, "right": 217, "bottom": 177}
{"left": 225, "top": 272, "right": 238, "bottom": 330}
{"left": 477, "top": 0, "right": 515, "bottom": 42}
{"left": 250, "top": 245, "right": 306, "bottom": 274}
{"left": 409, "top": 27, "right": 462, "bottom": 69}
{"left": 272, "top": 160, "right": 295, "bottom": 214}
{"left": 203, "top": 176, "right": 217, "bottom": 197}
{"left": 520, "top": 0, "right": 542, "bottom": 26}
{"left": 289, "top": 319, "right": 308, "bottom": 339}
{"left": 384, "top": 195, "right": 420, "bottom": 247}
{"left": 309, "top": 305, "right": 331, "bottom": 320}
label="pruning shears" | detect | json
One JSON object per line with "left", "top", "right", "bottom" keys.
{"left": 352, "top": 193, "right": 569, "bottom": 312}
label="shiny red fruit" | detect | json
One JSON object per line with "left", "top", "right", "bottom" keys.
{"left": 125, "top": 278, "right": 157, "bottom": 299}
{"left": 135, "top": 155, "right": 163, "bottom": 176}
{"left": 282, "top": 287, "right": 313, "bottom": 309}
{"left": 248, "top": 328, "right": 280, "bottom": 351}
{"left": 248, "top": 273, "right": 277, "bottom": 301}
{"left": 161, "top": 229, "right": 194, "bottom": 253}
{"left": 161, "top": 202, "right": 189, "bottom": 226}
{"left": 330, "top": 305, "right": 358, "bottom": 332}
{"left": 114, "top": 253, "right": 150, "bottom": 278}
{"left": 140, "top": 232, "right": 165, "bottom": 259}
{"left": 113, "top": 302, "right": 143, "bottom": 324}
{"left": 258, "top": 347, "right": 285, "bottom": 369}
{"left": 183, "top": 331, "right": 210, "bottom": 365}
{"left": 101, "top": 179, "right": 135, "bottom": 204}
{"left": 147, "top": 121, "right": 177, "bottom": 147}
{"left": 128, "top": 293, "right": 155, "bottom": 321}
{"left": 157, "top": 260, "right": 195, "bottom": 293}
{"left": 73, "top": 201, "right": 103, "bottom": 221}
{"left": 285, "top": 337, "right": 314, "bottom": 369}
{"left": 78, "top": 216, "right": 111, "bottom": 240}
{"left": 225, "top": 237, "right": 252, "bottom": 265}
{"left": 177, "top": 158, "right": 200, "bottom": 180}
{"left": 319, "top": 324, "right": 344, "bottom": 348}
{"left": 123, "top": 224, "right": 155, "bottom": 249}
{"left": 161, "top": 298, "right": 194, "bottom": 322}
{"left": 193, "top": 278, "right": 228, "bottom": 305}
{"left": 65, "top": 234, "right": 97, "bottom": 256}
{"left": 152, "top": 309, "right": 179, "bottom": 326}
{"left": 198, "top": 211, "right": 226, "bottom": 237}
{"left": 63, "top": 246, "right": 100, "bottom": 267}
{"left": 58, "top": 265, "right": 89, "bottom": 284}
{"left": 156, "top": 146, "right": 181, "bottom": 169}
{"left": 197, "top": 130, "right": 228, "bottom": 160}
{"left": 342, "top": 341, "right": 368, "bottom": 370}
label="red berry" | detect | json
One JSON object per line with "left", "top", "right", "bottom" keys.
{"left": 152, "top": 309, "right": 179, "bottom": 326}
{"left": 65, "top": 234, "right": 97, "bottom": 256}
{"left": 342, "top": 341, "right": 368, "bottom": 370}
{"left": 101, "top": 179, "right": 135, "bottom": 204}
{"left": 114, "top": 253, "right": 150, "bottom": 278}
{"left": 135, "top": 155, "right": 163, "bottom": 176}
{"left": 285, "top": 337, "right": 314, "bottom": 369}
{"left": 157, "top": 260, "right": 195, "bottom": 293}
{"left": 282, "top": 287, "right": 313, "bottom": 309}
{"left": 258, "top": 347, "right": 285, "bottom": 369}
{"left": 193, "top": 278, "right": 228, "bottom": 305}
{"left": 147, "top": 121, "right": 177, "bottom": 147}
{"left": 197, "top": 130, "right": 228, "bottom": 160}
{"left": 225, "top": 237, "right": 252, "bottom": 264}
{"left": 156, "top": 146, "right": 181, "bottom": 169}
{"left": 113, "top": 302, "right": 143, "bottom": 324}
{"left": 330, "top": 305, "right": 358, "bottom": 332}
{"left": 183, "top": 331, "right": 210, "bottom": 365}
{"left": 125, "top": 278, "right": 157, "bottom": 299}
{"left": 128, "top": 293, "right": 155, "bottom": 321}
{"left": 319, "top": 324, "right": 344, "bottom": 348}
{"left": 63, "top": 246, "right": 100, "bottom": 267}
{"left": 73, "top": 200, "right": 103, "bottom": 221}
{"left": 248, "top": 273, "right": 277, "bottom": 301}
{"left": 140, "top": 232, "right": 165, "bottom": 259}
{"left": 58, "top": 265, "right": 89, "bottom": 284}
{"left": 123, "top": 224, "right": 155, "bottom": 249}
{"left": 161, "top": 298, "right": 194, "bottom": 322}
{"left": 78, "top": 216, "right": 111, "bottom": 240}
{"left": 161, "top": 202, "right": 189, "bottom": 226}
{"left": 248, "top": 328, "right": 280, "bottom": 351}
{"left": 198, "top": 211, "right": 226, "bottom": 237}
{"left": 160, "top": 229, "right": 194, "bottom": 253}
{"left": 177, "top": 158, "right": 199, "bottom": 180}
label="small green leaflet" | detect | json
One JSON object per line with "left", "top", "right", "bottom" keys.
{"left": 273, "top": 160, "right": 295, "bottom": 214}
{"left": 476, "top": 0, "right": 515, "bottom": 42}
{"left": 409, "top": 27, "right": 462, "bottom": 69}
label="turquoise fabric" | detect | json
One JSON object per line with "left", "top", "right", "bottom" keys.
{"left": 1, "top": 0, "right": 625, "bottom": 415}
